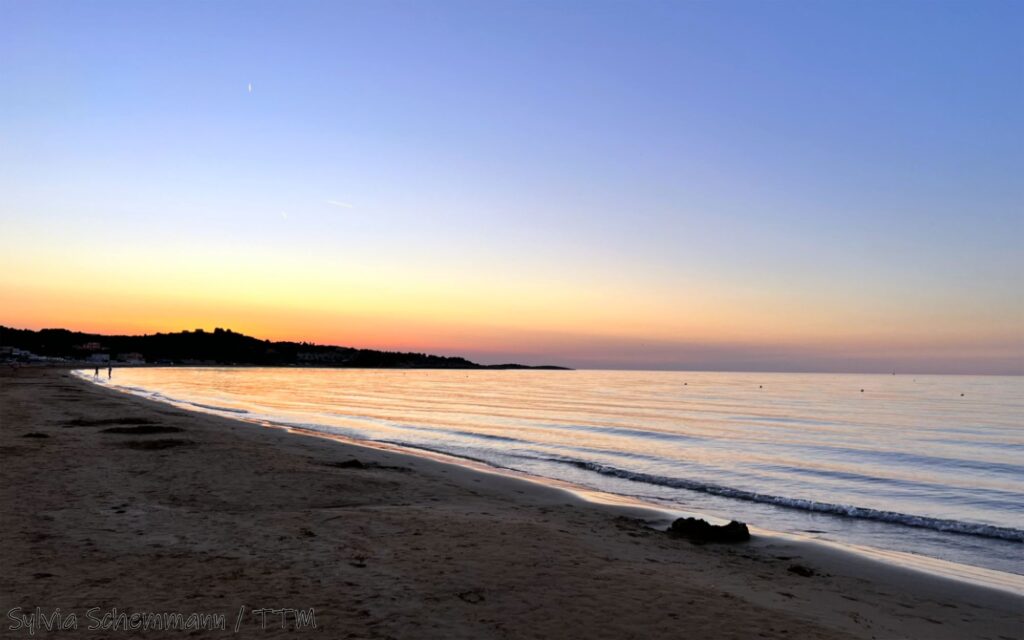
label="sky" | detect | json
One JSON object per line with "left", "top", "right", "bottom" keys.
{"left": 1, "top": 0, "right": 1021, "bottom": 373}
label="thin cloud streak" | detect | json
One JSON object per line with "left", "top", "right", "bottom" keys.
{"left": 325, "top": 200, "right": 354, "bottom": 209}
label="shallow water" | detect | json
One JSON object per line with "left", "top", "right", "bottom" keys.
{"left": 81, "top": 367, "right": 1024, "bottom": 575}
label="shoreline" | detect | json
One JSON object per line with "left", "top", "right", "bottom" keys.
{"left": 229, "top": 424, "right": 1024, "bottom": 596}
{"left": 77, "top": 368, "right": 1024, "bottom": 595}
{"left": 2, "top": 367, "right": 1021, "bottom": 639}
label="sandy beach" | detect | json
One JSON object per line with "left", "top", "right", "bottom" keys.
{"left": 1, "top": 367, "right": 1020, "bottom": 639}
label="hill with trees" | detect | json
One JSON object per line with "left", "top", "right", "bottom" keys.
{"left": 0, "top": 326, "right": 568, "bottom": 369}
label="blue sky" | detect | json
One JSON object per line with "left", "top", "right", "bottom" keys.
{"left": 2, "top": 0, "right": 1022, "bottom": 372}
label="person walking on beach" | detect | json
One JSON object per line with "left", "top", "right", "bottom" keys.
{"left": 94, "top": 366, "right": 99, "bottom": 377}
{"left": 107, "top": 366, "right": 112, "bottom": 379}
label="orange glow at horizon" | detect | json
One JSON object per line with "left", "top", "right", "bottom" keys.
{"left": 3, "top": 272, "right": 1020, "bottom": 368}
{"left": 2, "top": 232, "right": 1021, "bottom": 372}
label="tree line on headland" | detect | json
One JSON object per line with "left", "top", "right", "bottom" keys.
{"left": 0, "top": 326, "right": 568, "bottom": 370}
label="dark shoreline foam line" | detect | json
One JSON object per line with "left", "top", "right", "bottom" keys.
{"left": 185, "top": 401, "right": 249, "bottom": 414}
{"left": 548, "top": 458, "right": 1024, "bottom": 543}
{"left": 374, "top": 439, "right": 524, "bottom": 470}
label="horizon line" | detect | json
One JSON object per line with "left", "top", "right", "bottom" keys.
{"left": 2, "top": 323, "right": 1020, "bottom": 377}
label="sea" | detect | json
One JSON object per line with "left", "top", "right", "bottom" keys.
{"left": 76, "top": 367, "right": 1024, "bottom": 580}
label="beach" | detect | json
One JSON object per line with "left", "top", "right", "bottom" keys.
{"left": 1, "top": 367, "right": 1020, "bottom": 639}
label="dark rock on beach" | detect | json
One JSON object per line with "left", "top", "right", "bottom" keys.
{"left": 788, "top": 564, "right": 816, "bottom": 577}
{"left": 332, "top": 459, "right": 367, "bottom": 469}
{"left": 325, "top": 459, "right": 412, "bottom": 472}
{"left": 668, "top": 518, "right": 750, "bottom": 544}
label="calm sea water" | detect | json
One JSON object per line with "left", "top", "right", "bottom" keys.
{"left": 80, "top": 368, "right": 1024, "bottom": 575}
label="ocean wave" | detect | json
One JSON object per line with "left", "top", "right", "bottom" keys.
{"left": 750, "top": 462, "right": 1024, "bottom": 506}
{"left": 101, "top": 382, "right": 250, "bottom": 417}
{"left": 118, "top": 385, "right": 150, "bottom": 393}
{"left": 925, "top": 438, "right": 1024, "bottom": 453}
{"left": 791, "top": 443, "right": 1024, "bottom": 477}
{"left": 184, "top": 401, "right": 249, "bottom": 414}
{"left": 399, "top": 423, "right": 529, "bottom": 444}
{"left": 375, "top": 439, "right": 519, "bottom": 469}
{"left": 543, "top": 422, "right": 706, "bottom": 443}
{"left": 549, "top": 458, "right": 1024, "bottom": 542}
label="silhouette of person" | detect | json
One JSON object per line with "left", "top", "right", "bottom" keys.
{"left": 94, "top": 367, "right": 99, "bottom": 377}
{"left": 108, "top": 366, "right": 112, "bottom": 379}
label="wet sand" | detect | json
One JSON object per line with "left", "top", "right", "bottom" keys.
{"left": 1, "top": 367, "right": 1020, "bottom": 639}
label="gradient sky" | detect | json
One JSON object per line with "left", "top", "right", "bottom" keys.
{"left": 1, "top": 0, "right": 1022, "bottom": 373}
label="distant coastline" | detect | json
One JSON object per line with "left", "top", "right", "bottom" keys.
{"left": 0, "top": 326, "right": 570, "bottom": 370}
